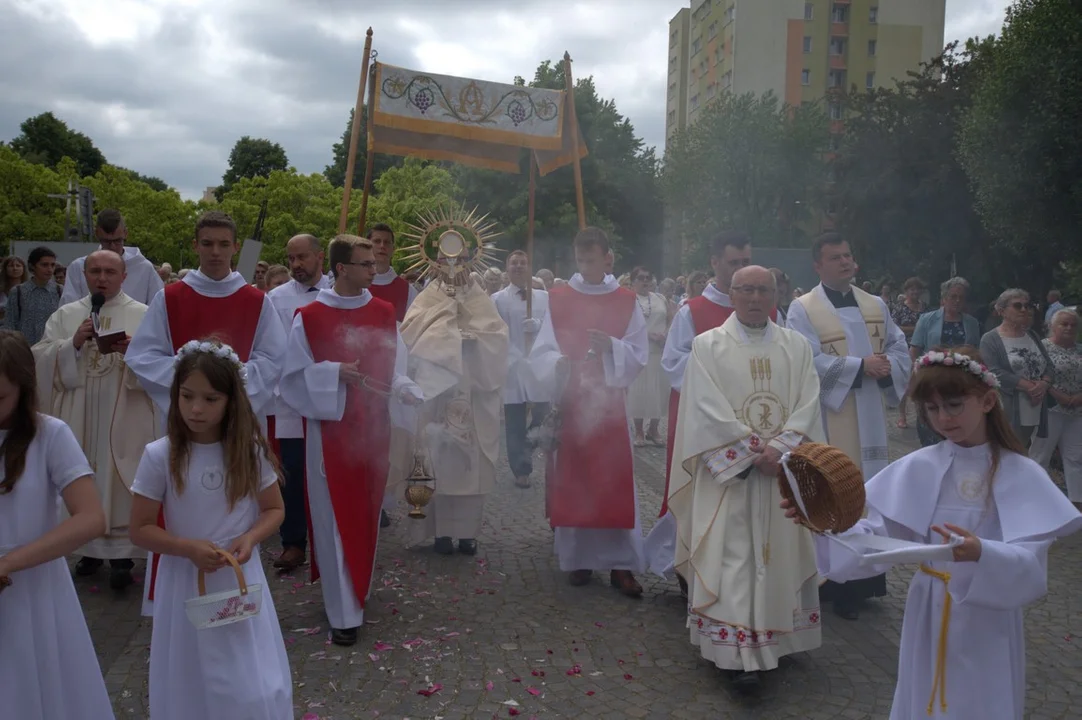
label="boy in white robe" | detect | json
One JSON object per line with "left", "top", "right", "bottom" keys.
{"left": 61, "top": 209, "right": 164, "bottom": 307}
{"left": 671, "top": 266, "right": 823, "bottom": 688}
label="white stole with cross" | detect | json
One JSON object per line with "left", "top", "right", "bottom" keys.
{"left": 791, "top": 284, "right": 908, "bottom": 480}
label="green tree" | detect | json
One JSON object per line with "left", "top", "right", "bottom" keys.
{"left": 959, "top": 0, "right": 1082, "bottom": 292}
{"left": 0, "top": 144, "right": 67, "bottom": 247}
{"left": 8, "top": 112, "right": 106, "bottom": 177}
{"left": 663, "top": 92, "right": 829, "bottom": 269}
{"left": 116, "top": 167, "right": 171, "bottom": 192}
{"left": 451, "top": 60, "right": 663, "bottom": 274}
{"left": 323, "top": 106, "right": 402, "bottom": 189}
{"left": 218, "top": 136, "right": 289, "bottom": 200}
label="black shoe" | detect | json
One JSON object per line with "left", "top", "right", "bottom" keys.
{"left": 434, "top": 537, "right": 454, "bottom": 555}
{"left": 834, "top": 600, "right": 859, "bottom": 620}
{"left": 109, "top": 566, "right": 134, "bottom": 590}
{"left": 380, "top": 510, "right": 391, "bottom": 528}
{"left": 331, "top": 627, "right": 359, "bottom": 646}
{"left": 75, "top": 557, "right": 103, "bottom": 577}
{"left": 677, "top": 574, "right": 689, "bottom": 601}
{"left": 458, "top": 539, "right": 477, "bottom": 555}
{"left": 732, "top": 671, "right": 761, "bottom": 692}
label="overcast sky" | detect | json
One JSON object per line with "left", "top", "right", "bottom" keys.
{"left": 0, "top": 0, "right": 1011, "bottom": 200}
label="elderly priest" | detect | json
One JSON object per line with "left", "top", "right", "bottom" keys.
{"left": 670, "top": 265, "right": 824, "bottom": 690}
{"left": 33, "top": 249, "right": 161, "bottom": 589}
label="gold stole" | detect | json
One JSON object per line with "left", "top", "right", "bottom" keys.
{"left": 795, "top": 286, "right": 885, "bottom": 466}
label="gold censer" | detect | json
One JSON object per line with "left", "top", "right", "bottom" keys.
{"left": 403, "top": 452, "right": 435, "bottom": 519}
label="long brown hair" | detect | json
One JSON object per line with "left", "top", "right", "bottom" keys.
{"left": 0, "top": 257, "right": 28, "bottom": 295}
{"left": 167, "top": 339, "right": 282, "bottom": 508}
{"left": 0, "top": 331, "right": 39, "bottom": 493}
{"left": 909, "top": 345, "right": 1026, "bottom": 483}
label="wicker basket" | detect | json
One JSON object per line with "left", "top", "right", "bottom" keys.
{"left": 777, "top": 443, "right": 866, "bottom": 534}
{"left": 184, "top": 548, "right": 262, "bottom": 630}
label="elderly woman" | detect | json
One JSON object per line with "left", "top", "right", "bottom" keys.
{"left": 1029, "top": 309, "right": 1082, "bottom": 508}
{"left": 907, "top": 277, "right": 983, "bottom": 444}
{"left": 980, "top": 288, "right": 1055, "bottom": 444}
{"left": 628, "top": 267, "right": 672, "bottom": 446}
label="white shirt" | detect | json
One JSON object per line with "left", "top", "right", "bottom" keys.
{"left": 492, "top": 284, "right": 550, "bottom": 404}
{"left": 61, "top": 246, "right": 164, "bottom": 307}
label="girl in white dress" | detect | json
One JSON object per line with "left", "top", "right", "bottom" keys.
{"left": 0, "top": 330, "right": 114, "bottom": 719}
{"left": 785, "top": 346, "right": 1082, "bottom": 719}
{"left": 129, "top": 339, "right": 292, "bottom": 720}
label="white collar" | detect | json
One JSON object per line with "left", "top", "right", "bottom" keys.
{"left": 568, "top": 273, "right": 619, "bottom": 295}
{"left": 373, "top": 267, "right": 400, "bottom": 286}
{"left": 316, "top": 288, "right": 372, "bottom": 309}
{"left": 703, "top": 282, "right": 732, "bottom": 308}
{"left": 182, "top": 269, "right": 247, "bottom": 297}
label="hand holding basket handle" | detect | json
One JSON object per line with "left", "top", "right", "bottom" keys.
{"left": 186, "top": 548, "right": 263, "bottom": 629}
{"left": 197, "top": 548, "right": 248, "bottom": 597}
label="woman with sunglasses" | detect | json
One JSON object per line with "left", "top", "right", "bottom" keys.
{"left": 979, "top": 288, "right": 1055, "bottom": 444}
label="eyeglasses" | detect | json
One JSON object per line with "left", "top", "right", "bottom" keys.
{"left": 1009, "top": 301, "right": 1036, "bottom": 311}
{"left": 342, "top": 261, "right": 376, "bottom": 269}
{"left": 923, "top": 397, "right": 970, "bottom": 418}
{"left": 731, "top": 285, "right": 775, "bottom": 297}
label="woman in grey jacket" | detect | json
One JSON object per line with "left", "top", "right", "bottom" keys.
{"left": 980, "top": 288, "right": 1055, "bottom": 443}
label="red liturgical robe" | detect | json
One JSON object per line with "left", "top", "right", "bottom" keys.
{"left": 297, "top": 298, "right": 396, "bottom": 604}
{"left": 369, "top": 276, "right": 411, "bottom": 322}
{"left": 546, "top": 285, "right": 637, "bottom": 529}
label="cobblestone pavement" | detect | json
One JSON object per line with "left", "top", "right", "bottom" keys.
{"left": 83, "top": 410, "right": 1082, "bottom": 719}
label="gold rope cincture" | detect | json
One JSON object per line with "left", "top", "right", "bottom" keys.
{"left": 919, "top": 565, "right": 952, "bottom": 715}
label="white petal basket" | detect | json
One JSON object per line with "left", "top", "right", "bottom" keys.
{"left": 185, "top": 548, "right": 263, "bottom": 629}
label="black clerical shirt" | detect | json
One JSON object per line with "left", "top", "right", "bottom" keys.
{"left": 822, "top": 284, "right": 893, "bottom": 389}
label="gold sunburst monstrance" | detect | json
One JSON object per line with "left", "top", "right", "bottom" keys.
{"left": 398, "top": 205, "right": 504, "bottom": 286}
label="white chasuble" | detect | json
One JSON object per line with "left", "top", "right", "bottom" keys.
{"left": 787, "top": 284, "right": 910, "bottom": 479}
{"left": 32, "top": 292, "right": 160, "bottom": 559}
{"left": 670, "top": 316, "right": 824, "bottom": 671}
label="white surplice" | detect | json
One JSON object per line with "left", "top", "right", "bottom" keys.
{"left": 279, "top": 289, "right": 420, "bottom": 630}
{"left": 491, "top": 284, "right": 550, "bottom": 404}
{"left": 61, "top": 245, "right": 164, "bottom": 307}
{"left": 131, "top": 438, "right": 292, "bottom": 720}
{"left": 819, "top": 443, "right": 1082, "bottom": 719}
{"left": 528, "top": 273, "right": 649, "bottom": 572}
{"left": 32, "top": 292, "right": 159, "bottom": 559}
{"left": 126, "top": 270, "right": 286, "bottom": 419}
{"left": 671, "top": 317, "right": 824, "bottom": 671}
{"left": 786, "top": 283, "right": 910, "bottom": 479}
{"left": 266, "top": 275, "right": 333, "bottom": 441}
{"left": 0, "top": 416, "right": 114, "bottom": 720}
{"left": 645, "top": 283, "right": 732, "bottom": 578}
{"left": 372, "top": 267, "right": 419, "bottom": 307}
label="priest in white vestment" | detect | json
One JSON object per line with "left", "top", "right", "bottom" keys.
{"left": 32, "top": 250, "right": 160, "bottom": 590}
{"left": 786, "top": 232, "right": 911, "bottom": 620}
{"left": 61, "top": 209, "right": 164, "bottom": 307}
{"left": 671, "top": 266, "right": 824, "bottom": 688}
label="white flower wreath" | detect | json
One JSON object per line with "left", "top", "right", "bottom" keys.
{"left": 175, "top": 340, "right": 248, "bottom": 385}
{"left": 917, "top": 350, "right": 1000, "bottom": 389}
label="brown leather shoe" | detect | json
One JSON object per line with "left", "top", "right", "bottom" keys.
{"left": 610, "top": 570, "right": 643, "bottom": 598}
{"left": 273, "top": 546, "right": 306, "bottom": 571}
{"left": 568, "top": 569, "right": 593, "bottom": 586}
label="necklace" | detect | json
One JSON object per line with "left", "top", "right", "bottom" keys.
{"left": 636, "top": 293, "right": 652, "bottom": 318}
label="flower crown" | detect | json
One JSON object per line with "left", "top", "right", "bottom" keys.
{"left": 175, "top": 340, "right": 247, "bottom": 385}
{"left": 917, "top": 351, "right": 1000, "bottom": 389}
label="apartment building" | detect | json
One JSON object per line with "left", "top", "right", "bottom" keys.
{"left": 664, "top": 0, "right": 946, "bottom": 142}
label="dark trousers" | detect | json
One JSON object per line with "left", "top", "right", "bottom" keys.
{"left": 504, "top": 403, "right": 549, "bottom": 478}
{"left": 279, "top": 438, "right": 307, "bottom": 551}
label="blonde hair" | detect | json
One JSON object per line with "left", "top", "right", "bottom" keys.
{"left": 167, "top": 339, "right": 281, "bottom": 509}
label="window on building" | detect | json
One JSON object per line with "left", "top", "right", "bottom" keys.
{"left": 868, "top": 39, "right": 877, "bottom": 56}
{"left": 803, "top": 36, "right": 813, "bottom": 53}
{"left": 829, "top": 69, "right": 846, "bottom": 88}
{"left": 804, "top": 3, "right": 814, "bottom": 20}
{"left": 708, "top": 83, "right": 717, "bottom": 99}
{"left": 668, "top": 83, "right": 676, "bottom": 100}
{"left": 668, "top": 109, "right": 676, "bottom": 125}
{"left": 724, "top": 5, "right": 735, "bottom": 24}
{"left": 721, "top": 71, "right": 733, "bottom": 90}
{"left": 802, "top": 69, "right": 811, "bottom": 86}
{"left": 831, "top": 4, "right": 849, "bottom": 23}
{"left": 669, "top": 55, "right": 677, "bottom": 74}
{"left": 691, "top": 94, "right": 700, "bottom": 110}
{"left": 829, "top": 103, "right": 842, "bottom": 120}
{"left": 692, "top": 37, "right": 702, "bottom": 55}
{"left": 708, "top": 21, "right": 718, "bottom": 39}
{"left": 830, "top": 37, "right": 846, "bottom": 55}
{"left": 869, "top": 6, "right": 878, "bottom": 23}
{"left": 866, "top": 71, "right": 875, "bottom": 89}
{"left": 670, "top": 30, "right": 678, "bottom": 48}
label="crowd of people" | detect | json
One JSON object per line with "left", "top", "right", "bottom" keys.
{"left": 0, "top": 207, "right": 1079, "bottom": 720}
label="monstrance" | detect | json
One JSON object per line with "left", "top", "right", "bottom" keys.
{"left": 398, "top": 205, "right": 504, "bottom": 294}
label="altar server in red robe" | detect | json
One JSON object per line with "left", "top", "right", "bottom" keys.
{"left": 366, "top": 223, "right": 418, "bottom": 321}
{"left": 528, "top": 227, "right": 649, "bottom": 597}
{"left": 126, "top": 210, "right": 287, "bottom": 615}
{"left": 279, "top": 234, "right": 422, "bottom": 647}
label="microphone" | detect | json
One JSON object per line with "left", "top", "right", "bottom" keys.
{"left": 90, "top": 292, "right": 106, "bottom": 316}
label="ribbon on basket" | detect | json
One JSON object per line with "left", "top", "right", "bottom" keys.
{"left": 779, "top": 452, "right": 964, "bottom": 566}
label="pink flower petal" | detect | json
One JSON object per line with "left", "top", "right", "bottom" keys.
{"left": 485, "top": 680, "right": 494, "bottom": 691}
{"left": 417, "top": 683, "right": 443, "bottom": 697}
{"left": 373, "top": 642, "right": 393, "bottom": 651}
{"left": 526, "top": 686, "right": 541, "bottom": 696}
{"left": 302, "top": 714, "right": 320, "bottom": 720}
{"left": 586, "top": 690, "right": 595, "bottom": 696}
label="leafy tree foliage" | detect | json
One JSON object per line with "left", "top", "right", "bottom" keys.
{"left": 8, "top": 112, "right": 106, "bottom": 177}
{"left": 662, "top": 92, "right": 829, "bottom": 269}
{"left": 218, "top": 136, "right": 289, "bottom": 200}
{"left": 323, "top": 106, "right": 402, "bottom": 189}
{"left": 959, "top": 0, "right": 1082, "bottom": 292}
